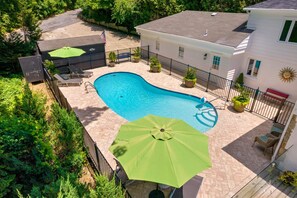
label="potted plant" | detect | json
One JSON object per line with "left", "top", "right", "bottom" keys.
{"left": 184, "top": 68, "right": 197, "bottom": 88}
{"left": 150, "top": 56, "right": 161, "bottom": 73}
{"left": 279, "top": 171, "right": 297, "bottom": 187}
{"left": 133, "top": 47, "right": 141, "bottom": 63}
{"left": 232, "top": 87, "right": 250, "bottom": 112}
{"left": 44, "top": 60, "right": 59, "bottom": 76}
{"left": 108, "top": 51, "right": 117, "bottom": 67}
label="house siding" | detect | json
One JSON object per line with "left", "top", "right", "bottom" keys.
{"left": 243, "top": 10, "right": 297, "bottom": 101}
{"left": 139, "top": 31, "right": 240, "bottom": 82}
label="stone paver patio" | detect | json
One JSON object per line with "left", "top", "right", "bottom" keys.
{"left": 59, "top": 61, "right": 274, "bottom": 197}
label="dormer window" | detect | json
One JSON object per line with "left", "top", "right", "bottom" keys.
{"left": 279, "top": 20, "right": 297, "bottom": 43}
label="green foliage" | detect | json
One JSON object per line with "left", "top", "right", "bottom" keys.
{"left": 108, "top": 51, "right": 117, "bottom": 62}
{"left": 279, "top": 171, "right": 297, "bottom": 187}
{"left": 44, "top": 60, "right": 60, "bottom": 75}
{"left": 89, "top": 174, "right": 125, "bottom": 198}
{"left": 150, "top": 56, "right": 162, "bottom": 72}
{"left": 232, "top": 86, "right": 250, "bottom": 105}
{"left": 82, "top": 0, "right": 264, "bottom": 32}
{"left": 50, "top": 103, "right": 86, "bottom": 174}
{"left": 235, "top": 73, "right": 244, "bottom": 89}
{"left": 133, "top": 47, "right": 141, "bottom": 57}
{"left": 0, "top": 95, "right": 55, "bottom": 196}
{"left": 0, "top": 75, "right": 23, "bottom": 115}
{"left": 184, "top": 68, "right": 197, "bottom": 81}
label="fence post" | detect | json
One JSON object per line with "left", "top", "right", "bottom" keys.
{"left": 94, "top": 143, "right": 101, "bottom": 172}
{"left": 147, "top": 45, "right": 150, "bottom": 65}
{"left": 250, "top": 87, "right": 259, "bottom": 113}
{"left": 129, "top": 48, "right": 131, "bottom": 62}
{"left": 274, "top": 99, "right": 286, "bottom": 123}
{"left": 226, "top": 80, "right": 233, "bottom": 102}
{"left": 169, "top": 58, "right": 172, "bottom": 75}
{"left": 206, "top": 72, "right": 211, "bottom": 92}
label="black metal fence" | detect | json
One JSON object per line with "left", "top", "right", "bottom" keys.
{"left": 43, "top": 68, "right": 132, "bottom": 198}
{"left": 140, "top": 47, "right": 295, "bottom": 126}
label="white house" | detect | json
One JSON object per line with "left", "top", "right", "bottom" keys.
{"left": 135, "top": 0, "right": 297, "bottom": 101}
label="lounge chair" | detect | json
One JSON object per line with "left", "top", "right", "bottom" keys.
{"left": 68, "top": 65, "right": 93, "bottom": 78}
{"left": 54, "top": 74, "right": 82, "bottom": 86}
{"left": 252, "top": 133, "right": 280, "bottom": 155}
{"left": 114, "top": 159, "right": 135, "bottom": 187}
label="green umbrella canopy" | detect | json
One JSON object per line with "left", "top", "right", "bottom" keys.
{"left": 109, "top": 115, "right": 211, "bottom": 188}
{"left": 49, "top": 47, "right": 85, "bottom": 58}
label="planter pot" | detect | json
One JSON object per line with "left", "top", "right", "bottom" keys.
{"left": 233, "top": 102, "right": 247, "bottom": 112}
{"left": 109, "top": 61, "right": 115, "bottom": 67}
{"left": 151, "top": 67, "right": 161, "bottom": 73}
{"left": 184, "top": 79, "right": 196, "bottom": 88}
{"left": 133, "top": 56, "right": 140, "bottom": 63}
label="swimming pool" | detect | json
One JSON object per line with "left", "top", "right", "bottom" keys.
{"left": 94, "top": 72, "right": 218, "bottom": 132}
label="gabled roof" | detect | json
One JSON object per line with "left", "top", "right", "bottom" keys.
{"left": 135, "top": 11, "right": 253, "bottom": 48}
{"left": 245, "top": 0, "right": 297, "bottom": 10}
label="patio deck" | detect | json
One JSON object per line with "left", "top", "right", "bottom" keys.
{"left": 59, "top": 61, "right": 274, "bottom": 197}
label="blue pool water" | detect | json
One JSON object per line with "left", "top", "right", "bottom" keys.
{"left": 94, "top": 72, "right": 218, "bottom": 132}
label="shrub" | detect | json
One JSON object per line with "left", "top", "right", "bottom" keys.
{"left": 235, "top": 73, "right": 244, "bottom": 89}
{"left": 50, "top": 103, "right": 86, "bottom": 174}
{"left": 44, "top": 60, "right": 59, "bottom": 75}
{"left": 89, "top": 174, "right": 125, "bottom": 198}
{"left": 184, "top": 68, "right": 197, "bottom": 82}
{"left": 133, "top": 47, "right": 141, "bottom": 57}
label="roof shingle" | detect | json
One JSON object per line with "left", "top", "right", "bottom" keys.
{"left": 136, "top": 11, "right": 252, "bottom": 48}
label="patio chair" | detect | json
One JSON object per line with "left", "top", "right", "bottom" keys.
{"left": 54, "top": 74, "right": 82, "bottom": 86}
{"left": 68, "top": 65, "right": 93, "bottom": 78}
{"left": 270, "top": 123, "right": 285, "bottom": 137}
{"left": 114, "top": 159, "right": 135, "bottom": 187}
{"left": 252, "top": 133, "right": 280, "bottom": 155}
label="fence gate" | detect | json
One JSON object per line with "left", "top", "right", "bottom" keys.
{"left": 19, "top": 55, "right": 44, "bottom": 83}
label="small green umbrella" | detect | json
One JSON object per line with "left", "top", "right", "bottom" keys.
{"left": 109, "top": 115, "right": 211, "bottom": 188}
{"left": 49, "top": 47, "right": 85, "bottom": 58}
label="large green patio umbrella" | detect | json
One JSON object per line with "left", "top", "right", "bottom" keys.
{"left": 49, "top": 47, "right": 85, "bottom": 58}
{"left": 109, "top": 115, "right": 211, "bottom": 188}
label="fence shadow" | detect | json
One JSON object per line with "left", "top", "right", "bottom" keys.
{"left": 222, "top": 119, "right": 273, "bottom": 173}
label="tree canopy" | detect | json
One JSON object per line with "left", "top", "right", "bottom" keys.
{"left": 81, "top": 0, "right": 264, "bottom": 32}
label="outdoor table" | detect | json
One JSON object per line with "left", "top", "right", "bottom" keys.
{"left": 149, "top": 189, "right": 165, "bottom": 198}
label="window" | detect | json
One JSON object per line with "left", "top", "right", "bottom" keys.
{"left": 156, "top": 40, "right": 160, "bottom": 51}
{"left": 212, "top": 56, "right": 220, "bottom": 70}
{"left": 246, "top": 59, "right": 261, "bottom": 77}
{"left": 178, "top": 47, "right": 184, "bottom": 58}
{"left": 279, "top": 20, "right": 297, "bottom": 43}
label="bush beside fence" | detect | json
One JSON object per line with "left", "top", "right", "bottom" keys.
{"left": 44, "top": 68, "right": 132, "bottom": 198}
